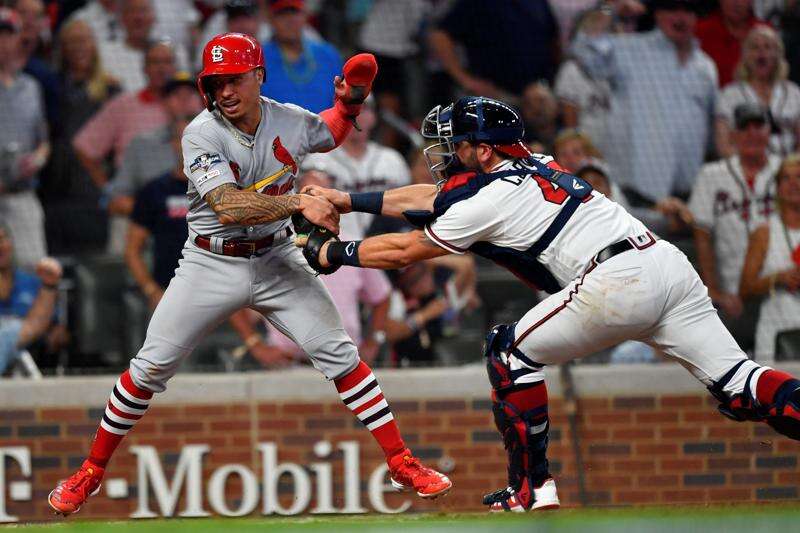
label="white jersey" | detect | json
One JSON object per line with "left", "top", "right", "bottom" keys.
{"left": 755, "top": 215, "right": 800, "bottom": 361}
{"left": 303, "top": 142, "right": 411, "bottom": 238}
{"left": 688, "top": 155, "right": 779, "bottom": 294}
{"left": 423, "top": 154, "right": 650, "bottom": 291}
{"left": 717, "top": 81, "right": 800, "bottom": 157}
{"left": 181, "top": 97, "right": 334, "bottom": 239}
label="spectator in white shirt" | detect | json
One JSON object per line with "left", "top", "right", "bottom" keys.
{"left": 98, "top": 0, "right": 188, "bottom": 92}
{"left": 66, "top": 0, "right": 121, "bottom": 44}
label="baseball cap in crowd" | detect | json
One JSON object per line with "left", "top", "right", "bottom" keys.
{"left": 651, "top": 0, "right": 700, "bottom": 12}
{"left": 0, "top": 8, "right": 21, "bottom": 33}
{"left": 734, "top": 103, "right": 769, "bottom": 130}
{"left": 225, "top": 0, "right": 258, "bottom": 18}
{"left": 268, "top": 0, "right": 305, "bottom": 13}
{"left": 163, "top": 72, "right": 196, "bottom": 96}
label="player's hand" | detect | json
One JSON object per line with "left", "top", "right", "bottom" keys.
{"left": 298, "top": 194, "right": 340, "bottom": 234}
{"left": 713, "top": 292, "right": 744, "bottom": 318}
{"left": 358, "top": 338, "right": 380, "bottom": 365}
{"left": 35, "top": 257, "right": 62, "bottom": 286}
{"left": 777, "top": 268, "right": 800, "bottom": 292}
{"left": 249, "top": 342, "right": 296, "bottom": 369}
{"left": 300, "top": 185, "right": 352, "bottom": 213}
{"left": 18, "top": 152, "right": 44, "bottom": 180}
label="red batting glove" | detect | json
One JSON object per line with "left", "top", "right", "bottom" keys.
{"left": 335, "top": 53, "right": 378, "bottom": 119}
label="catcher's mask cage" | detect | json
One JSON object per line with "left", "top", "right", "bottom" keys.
{"left": 421, "top": 103, "right": 460, "bottom": 185}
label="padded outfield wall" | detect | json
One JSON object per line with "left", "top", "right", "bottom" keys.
{"left": 2, "top": 364, "right": 800, "bottom": 523}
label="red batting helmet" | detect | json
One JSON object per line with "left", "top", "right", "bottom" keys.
{"left": 197, "top": 33, "right": 265, "bottom": 111}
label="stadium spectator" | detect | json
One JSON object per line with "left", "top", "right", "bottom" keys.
{"left": 15, "top": 0, "right": 58, "bottom": 124}
{"left": 65, "top": 0, "right": 122, "bottom": 44}
{"left": 0, "top": 223, "right": 63, "bottom": 376}
{"left": 429, "top": 0, "right": 559, "bottom": 100}
{"left": 690, "top": 103, "right": 779, "bottom": 351}
{"left": 303, "top": 99, "right": 411, "bottom": 238}
{"left": 151, "top": 0, "right": 200, "bottom": 64}
{"left": 124, "top": 117, "right": 193, "bottom": 309}
{"left": 552, "top": 128, "right": 602, "bottom": 172}
{"left": 260, "top": 0, "right": 342, "bottom": 113}
{"left": 72, "top": 41, "right": 176, "bottom": 188}
{"left": 571, "top": 0, "right": 718, "bottom": 202}
{"left": 554, "top": 9, "right": 613, "bottom": 156}
{"left": 696, "top": 0, "right": 769, "bottom": 87}
{"left": 40, "top": 18, "right": 120, "bottom": 255}
{"left": 197, "top": 0, "right": 323, "bottom": 70}
{"left": 0, "top": 7, "right": 49, "bottom": 271}
{"left": 741, "top": 153, "right": 800, "bottom": 361}
{"left": 358, "top": 0, "right": 430, "bottom": 119}
{"left": 108, "top": 73, "right": 203, "bottom": 217}
{"left": 716, "top": 25, "right": 800, "bottom": 158}
{"left": 96, "top": 0, "right": 157, "bottom": 92}
{"left": 573, "top": 158, "right": 687, "bottom": 238}
{"left": 385, "top": 262, "right": 450, "bottom": 367}
{"left": 265, "top": 169, "right": 392, "bottom": 366}
{"left": 519, "top": 81, "right": 559, "bottom": 149}
{"left": 555, "top": 130, "right": 692, "bottom": 236}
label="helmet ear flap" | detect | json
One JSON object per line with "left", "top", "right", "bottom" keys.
{"left": 200, "top": 77, "right": 216, "bottom": 112}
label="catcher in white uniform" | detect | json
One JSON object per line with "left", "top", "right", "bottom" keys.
{"left": 299, "top": 96, "right": 800, "bottom": 512}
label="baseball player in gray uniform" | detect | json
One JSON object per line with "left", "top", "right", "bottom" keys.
{"left": 49, "top": 33, "right": 451, "bottom": 516}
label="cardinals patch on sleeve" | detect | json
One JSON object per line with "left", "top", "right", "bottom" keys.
{"left": 189, "top": 153, "right": 222, "bottom": 173}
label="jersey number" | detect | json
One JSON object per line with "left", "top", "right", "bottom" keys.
{"left": 533, "top": 175, "right": 569, "bottom": 205}
{"left": 504, "top": 160, "right": 570, "bottom": 205}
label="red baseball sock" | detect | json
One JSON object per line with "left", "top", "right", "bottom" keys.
{"left": 87, "top": 370, "right": 153, "bottom": 468}
{"left": 756, "top": 369, "right": 797, "bottom": 406}
{"left": 335, "top": 361, "right": 405, "bottom": 460}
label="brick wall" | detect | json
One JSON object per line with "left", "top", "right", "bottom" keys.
{"left": 2, "top": 387, "right": 800, "bottom": 522}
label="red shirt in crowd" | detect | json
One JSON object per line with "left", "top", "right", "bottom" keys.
{"left": 695, "top": 11, "right": 770, "bottom": 87}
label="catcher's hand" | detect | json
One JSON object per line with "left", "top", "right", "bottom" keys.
{"left": 292, "top": 214, "right": 340, "bottom": 275}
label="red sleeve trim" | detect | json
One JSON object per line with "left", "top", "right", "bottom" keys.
{"left": 318, "top": 101, "right": 354, "bottom": 151}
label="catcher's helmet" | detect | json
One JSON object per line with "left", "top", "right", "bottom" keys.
{"left": 197, "top": 33, "right": 264, "bottom": 111}
{"left": 421, "top": 96, "right": 529, "bottom": 182}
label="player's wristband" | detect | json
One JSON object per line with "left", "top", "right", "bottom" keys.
{"left": 349, "top": 192, "right": 383, "bottom": 215}
{"left": 327, "top": 240, "right": 362, "bottom": 267}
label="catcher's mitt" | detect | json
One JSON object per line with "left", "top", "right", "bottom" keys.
{"left": 292, "top": 214, "right": 341, "bottom": 275}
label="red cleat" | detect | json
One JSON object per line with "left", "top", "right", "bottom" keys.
{"left": 47, "top": 460, "right": 104, "bottom": 516}
{"left": 388, "top": 449, "right": 452, "bottom": 499}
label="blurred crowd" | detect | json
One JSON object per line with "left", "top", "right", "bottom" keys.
{"left": 1, "top": 0, "right": 800, "bottom": 377}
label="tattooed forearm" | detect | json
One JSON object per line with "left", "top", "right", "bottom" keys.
{"left": 205, "top": 183, "right": 301, "bottom": 226}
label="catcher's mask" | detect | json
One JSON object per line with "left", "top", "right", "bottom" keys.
{"left": 421, "top": 96, "right": 528, "bottom": 185}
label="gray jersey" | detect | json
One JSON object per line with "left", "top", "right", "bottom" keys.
{"left": 181, "top": 97, "right": 334, "bottom": 239}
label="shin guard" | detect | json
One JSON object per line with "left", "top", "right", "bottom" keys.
{"left": 482, "top": 324, "right": 550, "bottom": 510}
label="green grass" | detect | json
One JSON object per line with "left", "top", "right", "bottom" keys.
{"left": 8, "top": 505, "right": 800, "bottom": 533}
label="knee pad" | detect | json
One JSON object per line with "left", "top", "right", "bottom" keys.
{"left": 484, "top": 323, "right": 543, "bottom": 394}
{"left": 492, "top": 382, "right": 550, "bottom": 490}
